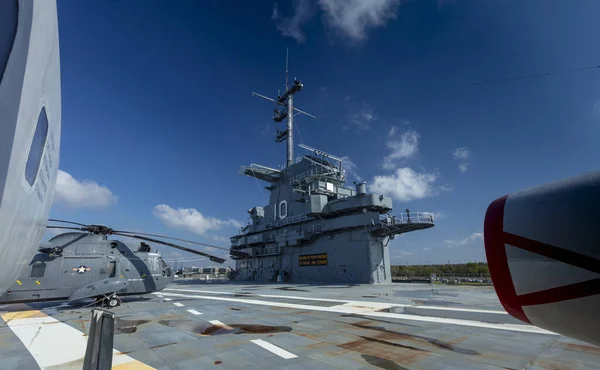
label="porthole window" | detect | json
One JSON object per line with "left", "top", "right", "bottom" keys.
{"left": 25, "top": 107, "right": 49, "bottom": 186}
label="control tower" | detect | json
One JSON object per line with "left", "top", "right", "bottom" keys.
{"left": 229, "top": 52, "right": 435, "bottom": 284}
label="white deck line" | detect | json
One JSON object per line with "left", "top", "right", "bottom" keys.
{"left": 173, "top": 302, "right": 184, "bottom": 307}
{"left": 154, "top": 291, "right": 556, "bottom": 335}
{"left": 250, "top": 339, "right": 298, "bottom": 359}
{"left": 187, "top": 309, "right": 202, "bottom": 315}
{"left": 209, "top": 319, "right": 233, "bottom": 330}
{"left": 1, "top": 310, "right": 153, "bottom": 369}
{"left": 162, "top": 288, "right": 508, "bottom": 315}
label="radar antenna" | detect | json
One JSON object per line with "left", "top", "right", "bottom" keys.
{"left": 251, "top": 48, "right": 316, "bottom": 167}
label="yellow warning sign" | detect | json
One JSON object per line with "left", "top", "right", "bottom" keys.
{"left": 299, "top": 253, "right": 328, "bottom": 266}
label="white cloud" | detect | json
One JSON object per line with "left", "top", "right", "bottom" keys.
{"left": 422, "top": 247, "right": 431, "bottom": 252}
{"left": 423, "top": 211, "right": 446, "bottom": 221}
{"left": 444, "top": 232, "right": 483, "bottom": 248}
{"left": 344, "top": 96, "right": 352, "bottom": 101}
{"left": 272, "top": 0, "right": 316, "bottom": 43}
{"left": 453, "top": 147, "right": 469, "bottom": 160}
{"left": 53, "top": 170, "right": 117, "bottom": 209}
{"left": 382, "top": 127, "right": 420, "bottom": 169}
{"left": 452, "top": 147, "right": 470, "bottom": 173}
{"left": 368, "top": 167, "right": 442, "bottom": 201}
{"left": 153, "top": 204, "right": 243, "bottom": 236}
{"left": 211, "top": 235, "right": 231, "bottom": 244}
{"left": 345, "top": 108, "right": 376, "bottom": 131}
{"left": 340, "top": 155, "right": 362, "bottom": 181}
{"left": 318, "top": 0, "right": 403, "bottom": 42}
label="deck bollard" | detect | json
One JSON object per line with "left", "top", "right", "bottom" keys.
{"left": 83, "top": 308, "right": 115, "bottom": 370}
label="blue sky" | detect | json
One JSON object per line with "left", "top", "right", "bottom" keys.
{"left": 49, "top": 0, "right": 600, "bottom": 267}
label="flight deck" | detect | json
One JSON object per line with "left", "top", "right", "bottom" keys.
{"left": 1, "top": 281, "right": 599, "bottom": 369}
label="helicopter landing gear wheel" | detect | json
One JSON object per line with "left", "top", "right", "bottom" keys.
{"left": 108, "top": 297, "right": 120, "bottom": 307}
{"left": 100, "top": 293, "right": 121, "bottom": 308}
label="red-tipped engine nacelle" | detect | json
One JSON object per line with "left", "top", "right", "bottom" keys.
{"left": 484, "top": 171, "right": 600, "bottom": 346}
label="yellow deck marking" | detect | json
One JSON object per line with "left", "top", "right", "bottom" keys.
{"left": 112, "top": 361, "right": 156, "bottom": 370}
{"left": 1, "top": 309, "right": 155, "bottom": 369}
{"left": 1, "top": 310, "right": 47, "bottom": 322}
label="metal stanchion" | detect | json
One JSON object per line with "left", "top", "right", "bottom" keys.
{"left": 83, "top": 308, "right": 115, "bottom": 370}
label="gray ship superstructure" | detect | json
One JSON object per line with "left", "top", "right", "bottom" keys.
{"left": 229, "top": 65, "right": 435, "bottom": 284}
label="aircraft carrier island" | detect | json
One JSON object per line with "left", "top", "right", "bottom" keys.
{"left": 228, "top": 77, "right": 435, "bottom": 284}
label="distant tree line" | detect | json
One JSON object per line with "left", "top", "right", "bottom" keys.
{"left": 391, "top": 262, "right": 489, "bottom": 276}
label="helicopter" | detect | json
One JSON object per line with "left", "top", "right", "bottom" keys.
{"left": 0, "top": 219, "right": 244, "bottom": 308}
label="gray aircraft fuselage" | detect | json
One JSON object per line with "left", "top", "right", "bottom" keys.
{"left": 0, "top": 233, "right": 174, "bottom": 304}
{"left": 0, "top": 0, "right": 62, "bottom": 296}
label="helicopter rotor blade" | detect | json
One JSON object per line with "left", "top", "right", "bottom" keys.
{"left": 113, "top": 233, "right": 227, "bottom": 264}
{"left": 48, "top": 219, "right": 89, "bottom": 227}
{"left": 46, "top": 225, "right": 86, "bottom": 231}
{"left": 113, "top": 230, "right": 231, "bottom": 252}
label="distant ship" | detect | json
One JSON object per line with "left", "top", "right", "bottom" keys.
{"left": 0, "top": 0, "right": 61, "bottom": 295}
{"left": 228, "top": 63, "right": 435, "bottom": 284}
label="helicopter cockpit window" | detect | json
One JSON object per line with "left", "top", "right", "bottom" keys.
{"left": 158, "top": 257, "right": 171, "bottom": 276}
{"left": 138, "top": 242, "right": 152, "bottom": 253}
{"left": 30, "top": 262, "right": 46, "bottom": 278}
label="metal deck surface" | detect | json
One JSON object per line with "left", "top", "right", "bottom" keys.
{"left": 1, "top": 281, "right": 599, "bottom": 369}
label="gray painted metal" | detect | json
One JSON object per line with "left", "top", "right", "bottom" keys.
{"left": 0, "top": 232, "right": 174, "bottom": 304}
{"left": 287, "top": 94, "right": 294, "bottom": 167}
{"left": 2, "top": 281, "right": 598, "bottom": 369}
{"left": 0, "top": 0, "right": 61, "bottom": 295}
{"left": 230, "top": 72, "right": 435, "bottom": 284}
{"left": 486, "top": 170, "right": 600, "bottom": 346}
{"left": 83, "top": 308, "right": 115, "bottom": 370}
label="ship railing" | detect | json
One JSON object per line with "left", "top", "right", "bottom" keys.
{"left": 253, "top": 246, "right": 283, "bottom": 257}
{"left": 290, "top": 166, "right": 337, "bottom": 184}
{"left": 308, "top": 224, "right": 323, "bottom": 235}
{"left": 381, "top": 212, "right": 435, "bottom": 226}
{"left": 265, "top": 232, "right": 277, "bottom": 242}
{"left": 266, "top": 213, "right": 312, "bottom": 229}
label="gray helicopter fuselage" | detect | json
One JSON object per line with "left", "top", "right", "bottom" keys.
{"left": 0, "top": 233, "right": 174, "bottom": 304}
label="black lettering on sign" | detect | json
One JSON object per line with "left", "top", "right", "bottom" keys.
{"left": 298, "top": 253, "right": 328, "bottom": 266}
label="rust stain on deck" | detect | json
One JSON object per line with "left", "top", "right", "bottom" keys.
{"left": 563, "top": 342, "right": 600, "bottom": 355}
{"left": 350, "top": 322, "right": 479, "bottom": 355}
{"left": 339, "top": 336, "right": 429, "bottom": 367}
{"left": 527, "top": 358, "right": 573, "bottom": 370}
